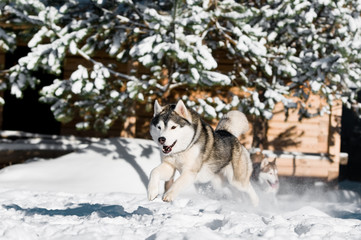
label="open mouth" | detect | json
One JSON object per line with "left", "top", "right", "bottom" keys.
{"left": 267, "top": 180, "right": 279, "bottom": 189}
{"left": 162, "top": 140, "right": 177, "bottom": 154}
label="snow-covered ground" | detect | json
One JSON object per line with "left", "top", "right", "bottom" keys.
{"left": 0, "top": 138, "right": 361, "bottom": 239}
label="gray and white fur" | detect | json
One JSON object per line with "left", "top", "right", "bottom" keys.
{"left": 251, "top": 152, "right": 279, "bottom": 205}
{"left": 148, "top": 100, "right": 259, "bottom": 206}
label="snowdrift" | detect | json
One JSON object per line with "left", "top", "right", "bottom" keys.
{"left": 0, "top": 138, "right": 160, "bottom": 194}
{"left": 0, "top": 137, "right": 360, "bottom": 239}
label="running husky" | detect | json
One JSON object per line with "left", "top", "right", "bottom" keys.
{"left": 258, "top": 158, "right": 279, "bottom": 194}
{"left": 147, "top": 100, "right": 259, "bottom": 206}
{"left": 251, "top": 152, "right": 279, "bottom": 203}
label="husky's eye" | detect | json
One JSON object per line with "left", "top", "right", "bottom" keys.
{"left": 157, "top": 126, "right": 161, "bottom": 130}
{"left": 171, "top": 126, "right": 177, "bottom": 130}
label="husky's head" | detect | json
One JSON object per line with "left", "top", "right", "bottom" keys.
{"left": 259, "top": 158, "right": 279, "bottom": 193}
{"left": 150, "top": 100, "right": 195, "bottom": 155}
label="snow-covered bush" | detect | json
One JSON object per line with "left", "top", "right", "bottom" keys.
{"left": 0, "top": 0, "right": 360, "bottom": 136}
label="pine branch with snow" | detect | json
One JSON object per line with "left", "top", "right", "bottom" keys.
{"left": 0, "top": 0, "right": 361, "bottom": 133}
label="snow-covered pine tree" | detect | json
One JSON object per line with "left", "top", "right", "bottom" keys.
{"left": 258, "top": 0, "right": 361, "bottom": 115}
{"left": 250, "top": 0, "right": 361, "bottom": 148}
{"left": 0, "top": 0, "right": 360, "bottom": 144}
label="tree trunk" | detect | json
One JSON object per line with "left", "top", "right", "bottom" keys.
{"left": 251, "top": 117, "right": 268, "bottom": 151}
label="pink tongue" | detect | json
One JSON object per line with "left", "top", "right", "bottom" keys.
{"left": 268, "top": 181, "right": 278, "bottom": 188}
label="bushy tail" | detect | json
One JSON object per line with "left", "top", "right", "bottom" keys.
{"left": 215, "top": 110, "right": 249, "bottom": 138}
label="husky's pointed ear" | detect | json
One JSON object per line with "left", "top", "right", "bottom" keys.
{"left": 260, "top": 158, "right": 269, "bottom": 169}
{"left": 154, "top": 100, "right": 163, "bottom": 116}
{"left": 174, "top": 100, "right": 192, "bottom": 122}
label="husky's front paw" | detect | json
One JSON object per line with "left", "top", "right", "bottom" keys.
{"left": 162, "top": 191, "right": 175, "bottom": 202}
{"left": 147, "top": 183, "right": 159, "bottom": 201}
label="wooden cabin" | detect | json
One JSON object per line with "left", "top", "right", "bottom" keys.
{"left": 245, "top": 96, "right": 343, "bottom": 181}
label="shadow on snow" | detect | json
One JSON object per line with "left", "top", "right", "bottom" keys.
{"left": 3, "top": 203, "right": 152, "bottom": 218}
{"left": 331, "top": 210, "right": 361, "bottom": 220}
{"left": 80, "top": 138, "right": 159, "bottom": 189}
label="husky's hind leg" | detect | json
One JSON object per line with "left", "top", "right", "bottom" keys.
{"left": 230, "top": 179, "right": 259, "bottom": 207}
{"left": 148, "top": 162, "right": 175, "bottom": 201}
{"left": 229, "top": 145, "right": 259, "bottom": 206}
{"left": 244, "top": 182, "right": 259, "bottom": 207}
{"left": 212, "top": 174, "right": 233, "bottom": 199}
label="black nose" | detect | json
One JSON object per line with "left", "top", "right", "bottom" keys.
{"left": 158, "top": 137, "right": 166, "bottom": 145}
